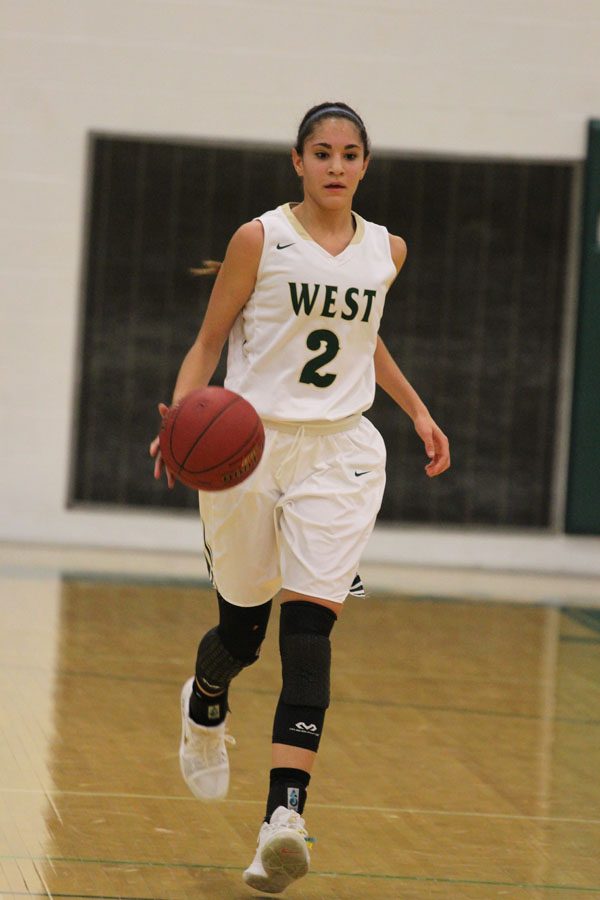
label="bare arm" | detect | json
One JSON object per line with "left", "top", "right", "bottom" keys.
{"left": 376, "top": 233, "right": 451, "bottom": 478}
{"left": 150, "top": 220, "right": 264, "bottom": 484}
{"left": 374, "top": 336, "right": 428, "bottom": 420}
{"left": 172, "top": 220, "right": 264, "bottom": 402}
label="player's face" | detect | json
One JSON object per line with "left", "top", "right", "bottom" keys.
{"left": 292, "top": 118, "right": 369, "bottom": 208}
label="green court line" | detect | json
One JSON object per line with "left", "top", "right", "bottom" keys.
{"left": 563, "top": 608, "right": 600, "bottom": 635}
{"left": 61, "top": 570, "right": 212, "bottom": 590}
{"left": 2, "top": 854, "right": 600, "bottom": 894}
{"left": 0, "top": 566, "right": 212, "bottom": 592}
{"left": 67, "top": 575, "right": 596, "bottom": 612}
{"left": 4, "top": 788, "right": 600, "bottom": 826}
{"left": 560, "top": 635, "right": 600, "bottom": 644}
{"left": 0, "top": 891, "right": 169, "bottom": 900}
{"left": 0, "top": 895, "right": 167, "bottom": 900}
{"left": 1, "top": 659, "right": 599, "bottom": 727}
{"left": 4, "top": 563, "right": 599, "bottom": 612}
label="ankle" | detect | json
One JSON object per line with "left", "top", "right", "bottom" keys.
{"left": 189, "top": 678, "right": 229, "bottom": 726}
{"left": 265, "top": 767, "right": 310, "bottom": 821}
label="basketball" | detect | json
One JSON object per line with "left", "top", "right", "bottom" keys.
{"left": 159, "top": 387, "right": 265, "bottom": 491}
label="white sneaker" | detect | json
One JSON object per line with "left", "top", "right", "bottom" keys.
{"left": 179, "top": 677, "right": 235, "bottom": 801}
{"left": 243, "top": 806, "right": 311, "bottom": 894}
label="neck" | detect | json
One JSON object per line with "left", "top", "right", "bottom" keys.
{"left": 292, "top": 195, "right": 354, "bottom": 236}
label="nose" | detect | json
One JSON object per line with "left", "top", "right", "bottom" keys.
{"left": 328, "top": 154, "right": 344, "bottom": 175}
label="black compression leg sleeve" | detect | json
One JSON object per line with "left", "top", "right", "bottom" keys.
{"left": 216, "top": 592, "right": 272, "bottom": 664}
{"left": 272, "top": 600, "right": 337, "bottom": 752}
{"left": 190, "top": 593, "right": 272, "bottom": 725}
{"left": 196, "top": 592, "right": 272, "bottom": 688}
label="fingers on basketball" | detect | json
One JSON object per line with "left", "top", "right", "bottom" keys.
{"left": 158, "top": 387, "right": 264, "bottom": 491}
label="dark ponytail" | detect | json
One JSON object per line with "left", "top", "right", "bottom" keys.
{"left": 189, "top": 260, "right": 222, "bottom": 277}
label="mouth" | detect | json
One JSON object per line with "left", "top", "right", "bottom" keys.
{"left": 324, "top": 183, "right": 345, "bottom": 190}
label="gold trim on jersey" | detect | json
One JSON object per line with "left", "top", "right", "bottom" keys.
{"left": 281, "top": 203, "right": 365, "bottom": 247}
{"left": 261, "top": 412, "right": 362, "bottom": 435}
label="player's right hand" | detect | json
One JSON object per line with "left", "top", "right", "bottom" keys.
{"left": 150, "top": 402, "right": 175, "bottom": 489}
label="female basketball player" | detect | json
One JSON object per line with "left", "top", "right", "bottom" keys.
{"left": 150, "top": 101, "right": 450, "bottom": 893}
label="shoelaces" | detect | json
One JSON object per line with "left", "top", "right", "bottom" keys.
{"left": 187, "top": 725, "right": 236, "bottom": 764}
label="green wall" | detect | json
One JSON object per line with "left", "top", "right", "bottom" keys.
{"left": 566, "top": 120, "right": 600, "bottom": 534}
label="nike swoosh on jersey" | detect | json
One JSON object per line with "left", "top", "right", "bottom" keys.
{"left": 354, "top": 470, "right": 370, "bottom": 477}
{"left": 276, "top": 242, "right": 295, "bottom": 250}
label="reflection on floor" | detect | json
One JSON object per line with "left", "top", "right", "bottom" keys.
{"left": 0, "top": 547, "right": 599, "bottom": 898}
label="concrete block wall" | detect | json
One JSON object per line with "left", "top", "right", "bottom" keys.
{"left": 1, "top": 0, "right": 599, "bottom": 573}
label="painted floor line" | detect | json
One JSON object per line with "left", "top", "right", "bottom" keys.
{"left": 1, "top": 854, "right": 600, "bottom": 894}
{"left": 3, "top": 562, "right": 600, "bottom": 610}
{"left": 0, "top": 894, "right": 167, "bottom": 900}
{"left": 2, "top": 787, "right": 599, "bottom": 826}
{"left": 1, "top": 662, "right": 599, "bottom": 727}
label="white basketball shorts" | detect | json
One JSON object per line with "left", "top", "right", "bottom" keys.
{"left": 198, "top": 415, "right": 386, "bottom": 607}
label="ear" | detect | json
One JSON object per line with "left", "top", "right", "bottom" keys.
{"left": 291, "top": 147, "right": 304, "bottom": 177}
{"left": 359, "top": 154, "right": 370, "bottom": 180}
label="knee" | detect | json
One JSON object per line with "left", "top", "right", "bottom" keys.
{"left": 195, "top": 594, "right": 272, "bottom": 691}
{"left": 279, "top": 600, "right": 337, "bottom": 709}
{"left": 217, "top": 592, "right": 272, "bottom": 664}
{"left": 272, "top": 601, "right": 337, "bottom": 750}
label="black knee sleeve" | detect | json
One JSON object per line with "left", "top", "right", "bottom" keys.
{"left": 195, "top": 593, "right": 272, "bottom": 692}
{"left": 217, "top": 592, "right": 272, "bottom": 663}
{"left": 272, "top": 600, "right": 337, "bottom": 751}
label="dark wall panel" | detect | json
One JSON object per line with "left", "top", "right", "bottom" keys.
{"left": 566, "top": 121, "right": 600, "bottom": 535}
{"left": 72, "top": 136, "right": 572, "bottom": 527}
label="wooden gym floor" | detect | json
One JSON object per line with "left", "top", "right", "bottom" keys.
{"left": 1, "top": 545, "right": 599, "bottom": 899}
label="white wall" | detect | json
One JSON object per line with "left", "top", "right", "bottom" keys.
{"left": 2, "top": 0, "right": 600, "bottom": 575}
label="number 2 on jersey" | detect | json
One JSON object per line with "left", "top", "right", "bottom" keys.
{"left": 299, "top": 329, "right": 340, "bottom": 388}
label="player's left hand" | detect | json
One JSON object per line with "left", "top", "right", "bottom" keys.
{"left": 413, "top": 413, "right": 451, "bottom": 478}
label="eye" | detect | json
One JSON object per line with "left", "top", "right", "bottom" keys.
{"left": 315, "top": 151, "right": 328, "bottom": 159}
{"left": 345, "top": 153, "right": 358, "bottom": 160}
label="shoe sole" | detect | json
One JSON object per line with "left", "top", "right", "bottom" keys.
{"left": 260, "top": 832, "right": 309, "bottom": 891}
{"left": 243, "top": 871, "right": 290, "bottom": 894}
{"left": 244, "top": 832, "right": 309, "bottom": 893}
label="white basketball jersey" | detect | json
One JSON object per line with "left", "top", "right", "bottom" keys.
{"left": 225, "top": 203, "right": 397, "bottom": 422}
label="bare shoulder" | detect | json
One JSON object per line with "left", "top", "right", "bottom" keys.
{"left": 228, "top": 220, "right": 264, "bottom": 257}
{"left": 203, "top": 220, "right": 262, "bottom": 298}
{"left": 388, "top": 233, "right": 407, "bottom": 274}
{"left": 218, "top": 219, "right": 264, "bottom": 285}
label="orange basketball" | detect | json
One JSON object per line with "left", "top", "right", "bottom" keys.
{"left": 159, "top": 387, "right": 264, "bottom": 491}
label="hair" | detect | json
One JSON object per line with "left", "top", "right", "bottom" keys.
{"left": 191, "top": 103, "right": 370, "bottom": 278}
{"left": 294, "top": 101, "right": 370, "bottom": 158}
{"left": 189, "top": 260, "right": 222, "bottom": 276}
